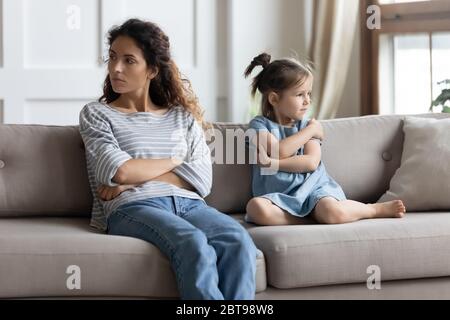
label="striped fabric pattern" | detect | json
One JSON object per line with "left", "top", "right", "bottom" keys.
{"left": 79, "top": 102, "right": 212, "bottom": 231}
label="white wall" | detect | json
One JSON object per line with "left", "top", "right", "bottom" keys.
{"left": 0, "top": 0, "right": 2, "bottom": 123}
{"left": 0, "top": 0, "right": 216, "bottom": 125}
{"left": 216, "top": 0, "right": 228, "bottom": 122}
{"left": 225, "top": 0, "right": 361, "bottom": 122}
{"left": 0, "top": 0, "right": 361, "bottom": 125}
{"left": 227, "top": 0, "right": 306, "bottom": 122}
{"left": 0, "top": 0, "right": 3, "bottom": 68}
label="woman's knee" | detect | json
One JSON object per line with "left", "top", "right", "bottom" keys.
{"left": 221, "top": 230, "right": 257, "bottom": 266}
{"left": 231, "top": 228, "right": 256, "bottom": 251}
{"left": 218, "top": 219, "right": 256, "bottom": 249}
{"left": 177, "top": 229, "right": 216, "bottom": 260}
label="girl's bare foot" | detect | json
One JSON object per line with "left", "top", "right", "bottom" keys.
{"left": 369, "top": 200, "right": 406, "bottom": 218}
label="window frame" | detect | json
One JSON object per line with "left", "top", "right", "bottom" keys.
{"left": 360, "top": 0, "right": 450, "bottom": 115}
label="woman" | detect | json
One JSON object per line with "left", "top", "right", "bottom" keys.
{"left": 79, "top": 18, "right": 257, "bottom": 300}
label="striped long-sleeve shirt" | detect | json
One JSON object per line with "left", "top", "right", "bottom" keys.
{"left": 79, "top": 101, "right": 212, "bottom": 231}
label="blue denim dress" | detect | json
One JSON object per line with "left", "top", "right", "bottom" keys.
{"left": 247, "top": 116, "right": 346, "bottom": 217}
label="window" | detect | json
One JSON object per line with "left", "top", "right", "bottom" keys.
{"left": 361, "top": 0, "right": 450, "bottom": 115}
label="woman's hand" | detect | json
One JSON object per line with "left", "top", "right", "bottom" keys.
{"left": 97, "top": 184, "right": 137, "bottom": 201}
{"left": 307, "top": 118, "right": 324, "bottom": 140}
{"left": 97, "top": 171, "right": 196, "bottom": 201}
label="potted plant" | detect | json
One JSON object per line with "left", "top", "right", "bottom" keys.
{"left": 430, "top": 79, "right": 450, "bottom": 113}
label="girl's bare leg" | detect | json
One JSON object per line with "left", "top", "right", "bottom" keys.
{"left": 312, "top": 197, "right": 406, "bottom": 224}
{"left": 246, "top": 197, "right": 314, "bottom": 226}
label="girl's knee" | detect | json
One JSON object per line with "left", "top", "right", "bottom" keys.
{"left": 246, "top": 198, "right": 272, "bottom": 224}
{"left": 246, "top": 198, "right": 263, "bottom": 213}
{"left": 314, "top": 201, "right": 347, "bottom": 224}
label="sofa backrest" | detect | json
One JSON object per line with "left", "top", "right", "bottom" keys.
{"left": 0, "top": 125, "right": 92, "bottom": 217}
{"left": 1, "top": 113, "right": 449, "bottom": 217}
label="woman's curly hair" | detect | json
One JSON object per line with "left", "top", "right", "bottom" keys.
{"left": 99, "top": 18, "right": 207, "bottom": 127}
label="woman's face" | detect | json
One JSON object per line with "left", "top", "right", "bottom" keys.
{"left": 107, "top": 35, "right": 156, "bottom": 95}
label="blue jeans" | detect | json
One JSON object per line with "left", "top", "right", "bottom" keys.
{"left": 107, "top": 196, "right": 257, "bottom": 300}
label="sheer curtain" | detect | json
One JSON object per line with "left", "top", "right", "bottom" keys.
{"left": 308, "top": 0, "right": 359, "bottom": 119}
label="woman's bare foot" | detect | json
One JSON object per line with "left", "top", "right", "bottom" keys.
{"left": 369, "top": 200, "right": 406, "bottom": 218}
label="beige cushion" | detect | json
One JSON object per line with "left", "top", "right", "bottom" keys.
{"left": 245, "top": 212, "right": 450, "bottom": 289}
{"left": 0, "top": 125, "right": 92, "bottom": 217}
{"left": 0, "top": 217, "right": 266, "bottom": 298}
{"left": 204, "top": 123, "right": 253, "bottom": 213}
{"left": 319, "top": 115, "right": 404, "bottom": 203}
{"left": 378, "top": 117, "right": 450, "bottom": 211}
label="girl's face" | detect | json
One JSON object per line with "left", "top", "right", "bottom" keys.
{"left": 107, "top": 36, "right": 156, "bottom": 95}
{"left": 270, "top": 76, "right": 313, "bottom": 126}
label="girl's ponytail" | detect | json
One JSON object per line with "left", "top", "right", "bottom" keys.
{"left": 243, "top": 52, "right": 313, "bottom": 122}
{"left": 244, "top": 53, "right": 272, "bottom": 96}
{"left": 244, "top": 53, "right": 271, "bottom": 77}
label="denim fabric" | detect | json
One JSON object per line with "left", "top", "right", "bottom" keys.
{"left": 107, "top": 196, "right": 257, "bottom": 300}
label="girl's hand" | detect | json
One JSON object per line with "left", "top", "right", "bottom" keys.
{"left": 308, "top": 118, "right": 324, "bottom": 140}
{"left": 97, "top": 184, "right": 136, "bottom": 201}
{"left": 257, "top": 143, "right": 272, "bottom": 168}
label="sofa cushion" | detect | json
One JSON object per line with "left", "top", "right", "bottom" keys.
{"left": 0, "top": 217, "right": 266, "bottom": 298}
{"left": 0, "top": 125, "right": 92, "bottom": 217}
{"left": 204, "top": 123, "right": 253, "bottom": 213}
{"left": 320, "top": 113, "right": 450, "bottom": 203}
{"left": 245, "top": 212, "right": 450, "bottom": 289}
{"left": 378, "top": 117, "right": 450, "bottom": 211}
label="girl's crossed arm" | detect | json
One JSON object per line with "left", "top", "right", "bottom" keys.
{"left": 252, "top": 119, "right": 323, "bottom": 173}
{"left": 254, "top": 119, "right": 323, "bottom": 160}
{"left": 257, "top": 139, "right": 321, "bottom": 173}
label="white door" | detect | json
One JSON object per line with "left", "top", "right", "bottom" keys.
{"left": 0, "top": 0, "right": 217, "bottom": 125}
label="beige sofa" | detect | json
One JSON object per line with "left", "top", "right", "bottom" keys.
{"left": 1, "top": 113, "right": 450, "bottom": 299}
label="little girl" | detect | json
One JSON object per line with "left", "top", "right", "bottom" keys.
{"left": 244, "top": 53, "right": 406, "bottom": 226}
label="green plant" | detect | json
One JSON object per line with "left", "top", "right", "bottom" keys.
{"left": 430, "top": 79, "right": 450, "bottom": 113}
